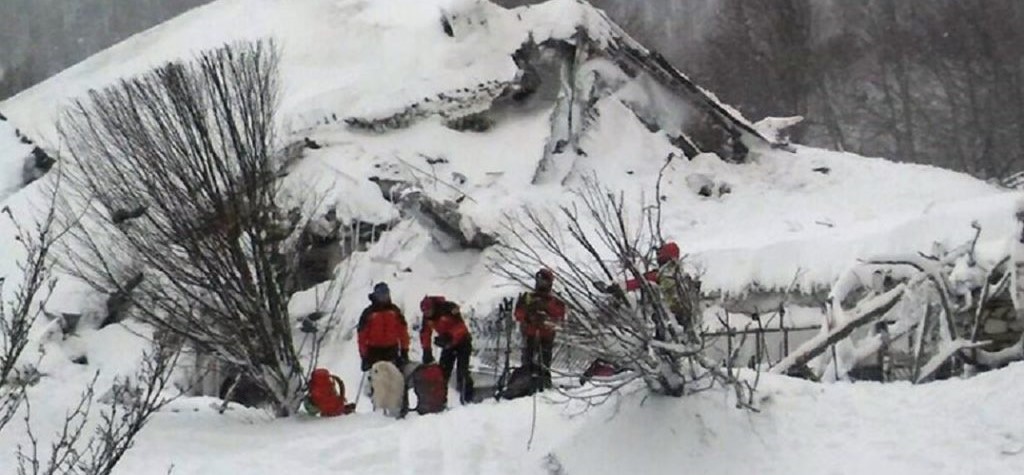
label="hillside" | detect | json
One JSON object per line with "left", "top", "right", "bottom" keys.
{"left": 0, "top": 0, "right": 1022, "bottom": 474}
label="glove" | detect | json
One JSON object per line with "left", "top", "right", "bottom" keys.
{"left": 422, "top": 352, "right": 435, "bottom": 364}
{"left": 434, "top": 335, "right": 453, "bottom": 349}
{"left": 360, "top": 359, "right": 371, "bottom": 372}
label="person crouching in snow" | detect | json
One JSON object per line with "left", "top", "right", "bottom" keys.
{"left": 304, "top": 368, "right": 355, "bottom": 417}
{"left": 419, "top": 296, "right": 475, "bottom": 404}
{"left": 514, "top": 268, "right": 566, "bottom": 389}
{"left": 357, "top": 282, "right": 411, "bottom": 372}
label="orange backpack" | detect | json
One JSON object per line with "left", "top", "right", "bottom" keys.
{"left": 307, "top": 368, "right": 354, "bottom": 417}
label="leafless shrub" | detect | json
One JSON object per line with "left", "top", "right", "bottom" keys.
{"left": 1, "top": 174, "right": 66, "bottom": 433}
{"left": 55, "top": 39, "right": 319, "bottom": 416}
{"left": 17, "top": 343, "right": 180, "bottom": 475}
{"left": 490, "top": 175, "right": 756, "bottom": 409}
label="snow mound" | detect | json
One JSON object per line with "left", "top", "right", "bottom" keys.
{"left": 555, "top": 364, "right": 1024, "bottom": 475}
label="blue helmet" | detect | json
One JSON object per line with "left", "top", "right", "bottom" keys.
{"left": 369, "top": 282, "right": 391, "bottom": 302}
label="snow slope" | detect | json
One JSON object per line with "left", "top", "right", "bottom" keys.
{"left": 1, "top": 0, "right": 1019, "bottom": 297}
{"left": 0, "top": 116, "right": 33, "bottom": 201}
{"left": 0, "top": 0, "right": 611, "bottom": 142}
{"left": 0, "top": 0, "right": 1022, "bottom": 474}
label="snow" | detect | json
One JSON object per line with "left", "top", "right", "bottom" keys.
{"left": 555, "top": 365, "right": 1024, "bottom": 475}
{"left": 7, "top": 342, "right": 1024, "bottom": 474}
{"left": 4, "top": 0, "right": 1018, "bottom": 299}
{"left": 1, "top": 0, "right": 1024, "bottom": 473}
{"left": 0, "top": 117, "right": 32, "bottom": 201}
{"left": 0, "top": 0, "right": 611, "bottom": 143}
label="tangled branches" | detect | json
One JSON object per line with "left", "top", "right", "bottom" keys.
{"left": 57, "top": 39, "right": 314, "bottom": 416}
{"left": 491, "top": 176, "right": 756, "bottom": 408}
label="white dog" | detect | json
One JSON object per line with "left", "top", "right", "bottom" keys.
{"left": 369, "top": 361, "right": 406, "bottom": 418}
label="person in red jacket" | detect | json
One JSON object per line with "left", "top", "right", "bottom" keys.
{"left": 304, "top": 368, "right": 355, "bottom": 417}
{"left": 599, "top": 241, "right": 700, "bottom": 339}
{"left": 357, "top": 282, "right": 410, "bottom": 372}
{"left": 514, "top": 268, "right": 566, "bottom": 389}
{"left": 623, "top": 241, "right": 680, "bottom": 291}
{"left": 419, "top": 296, "right": 475, "bottom": 404}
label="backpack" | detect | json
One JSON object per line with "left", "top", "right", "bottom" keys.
{"left": 500, "top": 366, "right": 542, "bottom": 400}
{"left": 579, "top": 359, "right": 624, "bottom": 385}
{"left": 410, "top": 363, "right": 447, "bottom": 415}
{"left": 305, "top": 368, "right": 354, "bottom": 417}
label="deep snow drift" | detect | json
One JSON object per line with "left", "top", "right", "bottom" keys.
{"left": 0, "top": 0, "right": 1022, "bottom": 474}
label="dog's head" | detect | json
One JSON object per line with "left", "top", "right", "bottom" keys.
{"left": 370, "top": 361, "right": 402, "bottom": 383}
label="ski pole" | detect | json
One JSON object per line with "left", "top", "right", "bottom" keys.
{"left": 353, "top": 371, "right": 368, "bottom": 409}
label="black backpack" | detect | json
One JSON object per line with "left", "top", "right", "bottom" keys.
{"left": 499, "top": 366, "right": 542, "bottom": 400}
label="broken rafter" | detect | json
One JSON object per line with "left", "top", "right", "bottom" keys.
{"left": 770, "top": 285, "right": 906, "bottom": 375}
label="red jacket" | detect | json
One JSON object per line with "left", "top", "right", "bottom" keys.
{"left": 420, "top": 301, "right": 470, "bottom": 352}
{"left": 514, "top": 291, "right": 566, "bottom": 340}
{"left": 624, "top": 270, "right": 659, "bottom": 291}
{"left": 357, "top": 302, "right": 410, "bottom": 358}
{"left": 308, "top": 369, "right": 353, "bottom": 417}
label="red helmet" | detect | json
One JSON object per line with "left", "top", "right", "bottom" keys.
{"left": 657, "top": 242, "right": 680, "bottom": 264}
{"left": 420, "top": 295, "right": 446, "bottom": 314}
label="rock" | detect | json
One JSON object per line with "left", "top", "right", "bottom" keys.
{"left": 219, "top": 372, "right": 272, "bottom": 408}
{"left": 102, "top": 272, "right": 144, "bottom": 328}
{"left": 303, "top": 137, "right": 322, "bottom": 150}
{"left": 686, "top": 173, "right": 716, "bottom": 198}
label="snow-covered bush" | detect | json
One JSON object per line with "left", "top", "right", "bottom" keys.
{"left": 55, "top": 40, "right": 316, "bottom": 416}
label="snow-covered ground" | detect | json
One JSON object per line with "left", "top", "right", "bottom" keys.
{"left": 556, "top": 363, "right": 1024, "bottom": 475}
{"left": 0, "top": 0, "right": 1023, "bottom": 473}
{"left": 9, "top": 347, "right": 1023, "bottom": 475}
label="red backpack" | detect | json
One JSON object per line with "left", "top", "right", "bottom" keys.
{"left": 307, "top": 368, "right": 355, "bottom": 417}
{"left": 411, "top": 363, "right": 447, "bottom": 415}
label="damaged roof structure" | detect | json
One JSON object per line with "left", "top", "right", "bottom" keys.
{"left": 346, "top": 0, "right": 782, "bottom": 185}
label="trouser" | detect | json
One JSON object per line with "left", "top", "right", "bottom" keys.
{"left": 440, "top": 338, "right": 475, "bottom": 404}
{"left": 522, "top": 334, "right": 554, "bottom": 389}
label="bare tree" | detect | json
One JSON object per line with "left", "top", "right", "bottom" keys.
{"left": 17, "top": 343, "right": 180, "bottom": 475}
{"left": 56, "top": 39, "right": 317, "bottom": 416}
{"left": 0, "top": 175, "right": 64, "bottom": 433}
{"left": 491, "top": 175, "right": 756, "bottom": 408}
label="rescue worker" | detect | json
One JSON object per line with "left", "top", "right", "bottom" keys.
{"left": 514, "top": 268, "right": 566, "bottom": 389}
{"left": 357, "top": 282, "right": 411, "bottom": 372}
{"left": 419, "top": 295, "right": 475, "bottom": 404}
{"left": 601, "top": 241, "right": 701, "bottom": 337}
